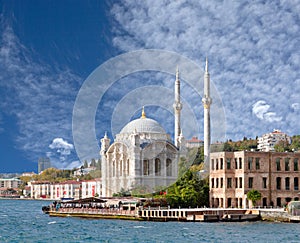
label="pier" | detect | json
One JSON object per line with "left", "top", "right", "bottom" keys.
{"left": 46, "top": 206, "right": 262, "bottom": 222}
{"left": 43, "top": 197, "right": 300, "bottom": 222}
{"left": 139, "top": 208, "right": 260, "bottom": 222}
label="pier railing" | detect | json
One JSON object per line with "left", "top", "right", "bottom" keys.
{"left": 53, "top": 207, "right": 138, "bottom": 216}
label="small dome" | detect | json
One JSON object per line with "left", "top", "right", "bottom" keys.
{"left": 120, "top": 117, "right": 166, "bottom": 134}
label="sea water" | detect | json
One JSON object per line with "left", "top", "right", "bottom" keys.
{"left": 0, "top": 199, "right": 300, "bottom": 243}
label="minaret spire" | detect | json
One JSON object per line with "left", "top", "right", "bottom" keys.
{"left": 202, "top": 57, "right": 212, "bottom": 170}
{"left": 173, "top": 66, "right": 182, "bottom": 147}
{"left": 176, "top": 65, "right": 179, "bottom": 80}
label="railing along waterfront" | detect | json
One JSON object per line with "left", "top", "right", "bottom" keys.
{"left": 51, "top": 206, "right": 137, "bottom": 216}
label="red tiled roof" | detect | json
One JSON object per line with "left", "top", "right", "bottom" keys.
{"left": 186, "top": 136, "right": 203, "bottom": 143}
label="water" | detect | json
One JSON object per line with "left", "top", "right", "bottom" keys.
{"left": 0, "top": 199, "right": 300, "bottom": 243}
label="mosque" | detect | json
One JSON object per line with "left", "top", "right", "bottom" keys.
{"left": 100, "top": 61, "right": 211, "bottom": 197}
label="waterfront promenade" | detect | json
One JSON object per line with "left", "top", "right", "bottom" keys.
{"left": 46, "top": 205, "right": 298, "bottom": 222}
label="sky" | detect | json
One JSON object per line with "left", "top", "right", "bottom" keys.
{"left": 0, "top": 0, "right": 299, "bottom": 173}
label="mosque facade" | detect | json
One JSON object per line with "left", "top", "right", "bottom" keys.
{"left": 100, "top": 70, "right": 186, "bottom": 197}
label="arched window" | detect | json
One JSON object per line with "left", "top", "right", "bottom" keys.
{"left": 294, "top": 177, "right": 299, "bottom": 190}
{"left": 127, "top": 159, "right": 129, "bottom": 176}
{"left": 155, "top": 158, "right": 161, "bottom": 176}
{"left": 211, "top": 159, "right": 214, "bottom": 170}
{"left": 166, "top": 159, "right": 172, "bottom": 176}
{"left": 220, "top": 158, "right": 224, "bottom": 170}
{"left": 112, "top": 161, "right": 115, "bottom": 177}
{"left": 285, "top": 177, "right": 290, "bottom": 190}
{"left": 276, "top": 177, "right": 281, "bottom": 190}
{"left": 143, "top": 160, "right": 149, "bottom": 176}
{"left": 120, "top": 160, "right": 123, "bottom": 176}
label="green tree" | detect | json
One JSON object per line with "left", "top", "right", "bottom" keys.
{"left": 247, "top": 189, "right": 262, "bottom": 206}
{"left": 96, "top": 159, "right": 101, "bottom": 169}
{"left": 192, "top": 147, "right": 204, "bottom": 165}
{"left": 290, "top": 135, "right": 300, "bottom": 151}
{"left": 274, "top": 140, "right": 290, "bottom": 152}
{"left": 90, "top": 158, "right": 96, "bottom": 167}
{"left": 164, "top": 170, "right": 209, "bottom": 208}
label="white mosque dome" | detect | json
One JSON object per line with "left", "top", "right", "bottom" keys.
{"left": 120, "top": 117, "right": 166, "bottom": 134}
{"left": 120, "top": 107, "right": 167, "bottom": 135}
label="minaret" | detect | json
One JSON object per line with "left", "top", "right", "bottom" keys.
{"left": 173, "top": 66, "right": 182, "bottom": 147}
{"left": 202, "top": 58, "right": 212, "bottom": 169}
{"left": 100, "top": 132, "right": 110, "bottom": 197}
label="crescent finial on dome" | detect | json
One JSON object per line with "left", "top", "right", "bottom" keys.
{"left": 141, "top": 106, "right": 146, "bottom": 118}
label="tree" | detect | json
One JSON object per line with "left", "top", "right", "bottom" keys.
{"left": 90, "top": 158, "right": 96, "bottom": 167}
{"left": 290, "top": 135, "right": 300, "bottom": 151}
{"left": 247, "top": 189, "right": 262, "bottom": 207}
{"left": 96, "top": 159, "right": 101, "bottom": 169}
{"left": 164, "top": 170, "right": 209, "bottom": 208}
{"left": 274, "top": 140, "right": 290, "bottom": 152}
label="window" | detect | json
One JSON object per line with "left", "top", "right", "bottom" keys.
{"left": 127, "top": 159, "right": 129, "bottom": 175}
{"left": 235, "top": 178, "right": 238, "bottom": 188}
{"left": 221, "top": 178, "right": 224, "bottom": 188}
{"left": 166, "top": 159, "right": 172, "bottom": 176}
{"left": 294, "top": 177, "right": 299, "bottom": 191}
{"left": 227, "top": 178, "right": 232, "bottom": 188}
{"left": 263, "top": 198, "right": 267, "bottom": 207}
{"left": 220, "top": 158, "right": 224, "bottom": 170}
{"left": 276, "top": 158, "right": 281, "bottom": 171}
{"left": 226, "top": 158, "right": 231, "bottom": 169}
{"left": 294, "top": 158, "right": 299, "bottom": 171}
{"left": 239, "top": 177, "right": 243, "bottom": 188}
{"left": 216, "top": 178, "right": 219, "bottom": 188}
{"left": 211, "top": 159, "right": 215, "bottom": 170}
{"left": 276, "top": 177, "right": 281, "bottom": 190}
{"left": 216, "top": 159, "right": 219, "bottom": 170}
{"left": 255, "top": 158, "right": 260, "bottom": 170}
{"left": 285, "top": 177, "right": 290, "bottom": 190}
{"left": 120, "top": 160, "right": 122, "bottom": 176}
{"left": 155, "top": 158, "right": 161, "bottom": 176}
{"left": 211, "top": 178, "right": 214, "bottom": 188}
{"left": 263, "top": 177, "right": 267, "bottom": 189}
{"left": 277, "top": 197, "right": 281, "bottom": 207}
{"left": 285, "top": 158, "right": 290, "bottom": 171}
{"left": 112, "top": 161, "right": 115, "bottom": 177}
{"left": 248, "top": 157, "right": 253, "bottom": 170}
{"left": 143, "top": 160, "right": 149, "bottom": 176}
{"left": 239, "top": 158, "right": 242, "bottom": 169}
{"left": 235, "top": 158, "right": 238, "bottom": 169}
{"left": 227, "top": 198, "right": 232, "bottom": 207}
{"left": 248, "top": 177, "right": 253, "bottom": 188}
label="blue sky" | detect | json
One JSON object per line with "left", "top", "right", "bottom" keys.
{"left": 0, "top": 0, "right": 299, "bottom": 173}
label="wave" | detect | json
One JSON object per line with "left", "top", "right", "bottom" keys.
{"left": 48, "top": 221, "right": 57, "bottom": 225}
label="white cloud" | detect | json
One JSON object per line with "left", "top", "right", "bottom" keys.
{"left": 48, "top": 138, "right": 76, "bottom": 168}
{"left": 252, "top": 101, "right": 271, "bottom": 120}
{"left": 49, "top": 138, "right": 74, "bottom": 155}
{"left": 252, "top": 100, "right": 282, "bottom": 122}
